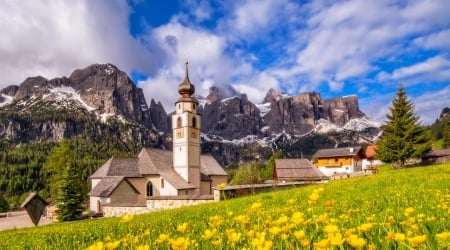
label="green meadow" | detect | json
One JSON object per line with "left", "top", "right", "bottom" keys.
{"left": 1, "top": 163, "right": 449, "bottom": 250}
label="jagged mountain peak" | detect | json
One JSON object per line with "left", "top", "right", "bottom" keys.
{"left": 205, "top": 84, "right": 239, "bottom": 104}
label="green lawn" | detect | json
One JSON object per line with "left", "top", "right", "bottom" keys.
{"left": 1, "top": 163, "right": 449, "bottom": 249}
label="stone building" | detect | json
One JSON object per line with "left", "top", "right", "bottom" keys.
{"left": 88, "top": 62, "right": 228, "bottom": 216}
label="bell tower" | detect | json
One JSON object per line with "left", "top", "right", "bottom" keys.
{"left": 172, "top": 61, "right": 201, "bottom": 194}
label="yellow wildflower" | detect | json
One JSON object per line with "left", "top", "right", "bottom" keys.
{"left": 105, "top": 241, "right": 120, "bottom": 250}
{"left": 217, "top": 183, "right": 227, "bottom": 190}
{"left": 211, "top": 238, "right": 222, "bottom": 246}
{"left": 314, "top": 239, "right": 331, "bottom": 250}
{"left": 393, "top": 233, "right": 406, "bottom": 242}
{"left": 177, "top": 222, "right": 188, "bottom": 233}
{"left": 346, "top": 234, "right": 366, "bottom": 249}
{"left": 136, "top": 245, "right": 149, "bottom": 250}
{"left": 209, "top": 215, "right": 223, "bottom": 227}
{"left": 143, "top": 229, "right": 150, "bottom": 236}
{"left": 291, "top": 212, "right": 304, "bottom": 225}
{"left": 294, "top": 230, "right": 306, "bottom": 241}
{"left": 324, "top": 224, "right": 339, "bottom": 235}
{"left": 155, "top": 233, "right": 169, "bottom": 244}
{"left": 404, "top": 207, "right": 415, "bottom": 217}
{"left": 170, "top": 237, "right": 190, "bottom": 250}
{"left": 407, "top": 235, "right": 427, "bottom": 246}
{"left": 287, "top": 199, "right": 296, "bottom": 205}
{"left": 300, "top": 239, "right": 311, "bottom": 247}
{"left": 436, "top": 232, "right": 450, "bottom": 240}
{"left": 385, "top": 231, "right": 395, "bottom": 241}
{"left": 228, "top": 232, "right": 241, "bottom": 244}
{"left": 202, "top": 229, "right": 215, "bottom": 240}
{"left": 269, "top": 226, "right": 281, "bottom": 236}
{"left": 120, "top": 214, "right": 133, "bottom": 223}
{"left": 357, "top": 223, "right": 373, "bottom": 233}
{"left": 85, "top": 241, "right": 104, "bottom": 250}
{"left": 329, "top": 232, "right": 344, "bottom": 246}
{"left": 249, "top": 202, "right": 262, "bottom": 211}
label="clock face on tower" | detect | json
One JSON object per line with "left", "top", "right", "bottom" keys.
{"left": 176, "top": 129, "right": 184, "bottom": 139}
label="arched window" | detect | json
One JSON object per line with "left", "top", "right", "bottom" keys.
{"left": 192, "top": 117, "right": 197, "bottom": 128}
{"left": 177, "top": 117, "right": 182, "bottom": 128}
{"left": 146, "top": 181, "right": 153, "bottom": 197}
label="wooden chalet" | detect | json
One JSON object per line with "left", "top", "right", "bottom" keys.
{"left": 313, "top": 146, "right": 364, "bottom": 176}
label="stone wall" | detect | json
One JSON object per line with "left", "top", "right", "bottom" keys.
{"left": 102, "top": 195, "right": 215, "bottom": 217}
{"left": 213, "top": 181, "right": 326, "bottom": 200}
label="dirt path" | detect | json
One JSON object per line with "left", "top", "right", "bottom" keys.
{"left": 0, "top": 211, "right": 53, "bottom": 231}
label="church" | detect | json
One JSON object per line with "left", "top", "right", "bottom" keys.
{"left": 88, "top": 62, "right": 228, "bottom": 215}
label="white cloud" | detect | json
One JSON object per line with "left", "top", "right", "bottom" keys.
{"left": 414, "top": 29, "right": 450, "bottom": 50}
{"left": 414, "top": 85, "right": 450, "bottom": 125}
{"left": 0, "top": 0, "right": 159, "bottom": 86}
{"left": 391, "top": 56, "right": 450, "bottom": 80}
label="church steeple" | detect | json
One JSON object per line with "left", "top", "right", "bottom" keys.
{"left": 172, "top": 61, "right": 201, "bottom": 195}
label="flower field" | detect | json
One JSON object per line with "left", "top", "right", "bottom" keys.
{"left": 1, "top": 163, "right": 449, "bottom": 249}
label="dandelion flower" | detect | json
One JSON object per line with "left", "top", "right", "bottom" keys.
{"left": 120, "top": 214, "right": 133, "bottom": 223}
{"left": 436, "top": 232, "right": 450, "bottom": 240}
{"left": 177, "top": 223, "right": 188, "bottom": 233}
{"left": 393, "top": 233, "right": 406, "bottom": 242}
{"left": 407, "top": 235, "right": 427, "bottom": 246}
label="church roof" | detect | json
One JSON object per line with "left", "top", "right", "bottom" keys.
{"left": 89, "top": 177, "right": 140, "bottom": 197}
{"left": 90, "top": 157, "right": 141, "bottom": 178}
{"left": 200, "top": 155, "right": 228, "bottom": 176}
{"left": 90, "top": 148, "right": 225, "bottom": 191}
{"left": 274, "top": 159, "right": 328, "bottom": 181}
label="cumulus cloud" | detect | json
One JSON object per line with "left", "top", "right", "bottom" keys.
{"left": 0, "top": 0, "right": 162, "bottom": 86}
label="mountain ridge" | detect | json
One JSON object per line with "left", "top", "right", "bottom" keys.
{"left": 0, "top": 63, "right": 381, "bottom": 166}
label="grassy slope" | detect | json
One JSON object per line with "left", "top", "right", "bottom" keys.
{"left": 0, "top": 163, "right": 449, "bottom": 249}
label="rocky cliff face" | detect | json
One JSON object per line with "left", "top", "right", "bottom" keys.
{"left": 0, "top": 64, "right": 166, "bottom": 145}
{"left": 0, "top": 63, "right": 380, "bottom": 166}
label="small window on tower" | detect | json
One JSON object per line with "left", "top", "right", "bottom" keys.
{"left": 177, "top": 117, "right": 182, "bottom": 128}
{"left": 193, "top": 103, "right": 196, "bottom": 109}
{"left": 161, "top": 179, "right": 164, "bottom": 188}
{"left": 192, "top": 117, "right": 197, "bottom": 128}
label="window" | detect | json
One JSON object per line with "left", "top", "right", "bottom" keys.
{"left": 193, "top": 103, "right": 196, "bottom": 109}
{"left": 161, "top": 178, "right": 164, "bottom": 188}
{"left": 146, "top": 181, "right": 153, "bottom": 197}
{"left": 177, "top": 117, "right": 182, "bottom": 128}
{"left": 192, "top": 117, "right": 197, "bottom": 128}
{"left": 335, "top": 158, "right": 338, "bottom": 162}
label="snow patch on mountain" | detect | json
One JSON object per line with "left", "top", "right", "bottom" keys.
{"left": 343, "top": 117, "right": 382, "bottom": 131}
{"left": 256, "top": 103, "right": 271, "bottom": 117}
{"left": 315, "top": 119, "right": 340, "bottom": 133}
{"left": 46, "top": 86, "right": 95, "bottom": 111}
{"left": 0, "top": 94, "right": 13, "bottom": 107}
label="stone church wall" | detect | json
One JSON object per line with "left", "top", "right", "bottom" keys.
{"left": 102, "top": 195, "right": 215, "bottom": 217}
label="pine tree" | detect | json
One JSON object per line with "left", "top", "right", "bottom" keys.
{"left": 43, "top": 139, "right": 72, "bottom": 198}
{"left": 443, "top": 122, "right": 450, "bottom": 149}
{"left": 375, "top": 85, "right": 431, "bottom": 168}
{"left": 56, "top": 162, "right": 84, "bottom": 221}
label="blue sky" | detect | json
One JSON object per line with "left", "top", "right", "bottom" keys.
{"left": 0, "top": 0, "right": 449, "bottom": 125}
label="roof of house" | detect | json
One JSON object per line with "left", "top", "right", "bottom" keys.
{"left": 313, "top": 146, "right": 363, "bottom": 158}
{"left": 88, "top": 177, "right": 140, "bottom": 197}
{"left": 274, "top": 159, "right": 328, "bottom": 181}
{"left": 423, "top": 149, "right": 450, "bottom": 157}
{"left": 365, "top": 145, "right": 377, "bottom": 158}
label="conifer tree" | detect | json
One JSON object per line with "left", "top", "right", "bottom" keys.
{"left": 443, "top": 122, "right": 450, "bottom": 149}
{"left": 56, "top": 162, "right": 84, "bottom": 221}
{"left": 375, "top": 85, "right": 431, "bottom": 167}
{"left": 43, "top": 139, "right": 72, "bottom": 198}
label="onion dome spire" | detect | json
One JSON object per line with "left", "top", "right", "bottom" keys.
{"left": 178, "top": 60, "right": 195, "bottom": 97}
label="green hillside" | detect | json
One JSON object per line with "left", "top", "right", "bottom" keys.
{"left": 1, "top": 163, "right": 450, "bottom": 249}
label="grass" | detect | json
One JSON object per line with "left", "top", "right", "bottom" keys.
{"left": 0, "top": 163, "right": 449, "bottom": 249}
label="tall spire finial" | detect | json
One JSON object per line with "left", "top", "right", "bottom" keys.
{"left": 178, "top": 60, "right": 195, "bottom": 97}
